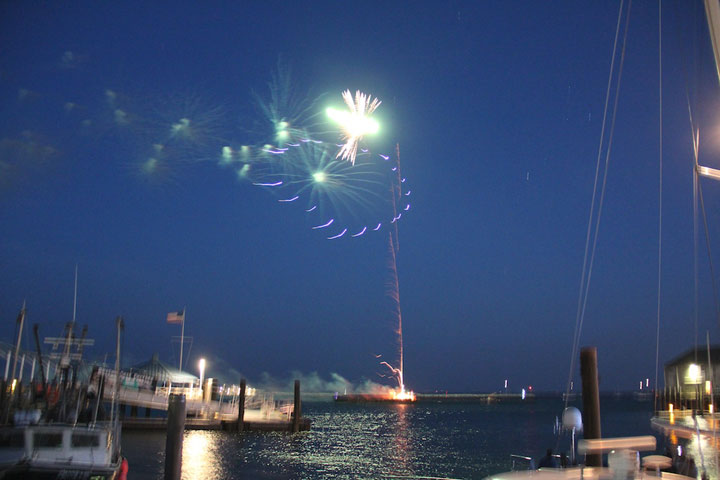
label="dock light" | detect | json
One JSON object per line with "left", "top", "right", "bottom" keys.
{"left": 710, "top": 404, "right": 714, "bottom": 414}
{"left": 706, "top": 380, "right": 712, "bottom": 395}
{"left": 199, "top": 358, "right": 206, "bottom": 396}
{"left": 669, "top": 403, "right": 674, "bottom": 413}
{"left": 689, "top": 364, "right": 701, "bottom": 384}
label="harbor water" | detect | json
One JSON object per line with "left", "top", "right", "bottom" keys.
{"left": 121, "top": 396, "right": 699, "bottom": 479}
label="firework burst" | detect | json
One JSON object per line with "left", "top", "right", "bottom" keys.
{"left": 326, "top": 90, "right": 381, "bottom": 165}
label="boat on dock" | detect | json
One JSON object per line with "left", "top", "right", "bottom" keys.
{"left": 0, "top": 420, "right": 124, "bottom": 480}
{"left": 485, "top": 436, "right": 696, "bottom": 480}
{"left": 0, "top": 312, "right": 126, "bottom": 479}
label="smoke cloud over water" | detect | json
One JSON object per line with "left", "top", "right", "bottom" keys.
{"left": 207, "top": 365, "right": 393, "bottom": 396}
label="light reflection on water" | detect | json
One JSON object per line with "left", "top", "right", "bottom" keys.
{"left": 182, "top": 431, "right": 226, "bottom": 479}
{"left": 121, "top": 398, "right": 697, "bottom": 480}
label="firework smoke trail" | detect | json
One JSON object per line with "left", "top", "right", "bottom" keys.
{"left": 326, "top": 90, "right": 381, "bottom": 165}
{"left": 384, "top": 228, "right": 404, "bottom": 391}
{"left": 382, "top": 144, "right": 413, "bottom": 399}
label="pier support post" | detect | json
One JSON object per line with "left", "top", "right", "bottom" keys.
{"left": 238, "top": 379, "right": 246, "bottom": 432}
{"left": 164, "top": 394, "right": 186, "bottom": 480}
{"left": 580, "top": 347, "right": 602, "bottom": 467}
{"left": 292, "top": 379, "right": 301, "bottom": 433}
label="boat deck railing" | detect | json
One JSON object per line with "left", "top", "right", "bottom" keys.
{"left": 510, "top": 454, "right": 535, "bottom": 470}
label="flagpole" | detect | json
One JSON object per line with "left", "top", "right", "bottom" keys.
{"left": 179, "top": 307, "right": 185, "bottom": 371}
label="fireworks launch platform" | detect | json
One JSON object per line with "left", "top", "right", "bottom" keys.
{"left": 334, "top": 393, "right": 416, "bottom": 403}
{"left": 334, "top": 393, "right": 535, "bottom": 403}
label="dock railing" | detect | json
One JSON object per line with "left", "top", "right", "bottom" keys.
{"left": 105, "top": 381, "right": 293, "bottom": 421}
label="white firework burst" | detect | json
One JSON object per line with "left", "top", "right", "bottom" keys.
{"left": 326, "top": 89, "right": 381, "bottom": 165}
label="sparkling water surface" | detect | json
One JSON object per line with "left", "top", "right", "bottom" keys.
{"left": 121, "top": 397, "right": 673, "bottom": 479}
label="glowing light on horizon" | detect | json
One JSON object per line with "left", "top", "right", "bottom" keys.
{"left": 326, "top": 90, "right": 381, "bottom": 165}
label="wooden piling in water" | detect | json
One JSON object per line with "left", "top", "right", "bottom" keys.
{"left": 237, "top": 379, "right": 246, "bottom": 432}
{"left": 164, "top": 394, "right": 186, "bottom": 480}
{"left": 580, "top": 347, "right": 602, "bottom": 467}
{"left": 292, "top": 379, "right": 301, "bottom": 433}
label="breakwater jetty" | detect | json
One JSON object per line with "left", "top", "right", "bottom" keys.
{"left": 334, "top": 392, "right": 535, "bottom": 403}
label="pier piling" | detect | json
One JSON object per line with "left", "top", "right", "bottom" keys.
{"left": 292, "top": 379, "right": 301, "bottom": 433}
{"left": 580, "top": 347, "right": 602, "bottom": 467}
{"left": 164, "top": 394, "right": 186, "bottom": 480}
{"left": 237, "top": 379, "right": 246, "bottom": 432}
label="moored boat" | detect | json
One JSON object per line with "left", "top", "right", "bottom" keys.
{"left": 0, "top": 421, "right": 124, "bottom": 479}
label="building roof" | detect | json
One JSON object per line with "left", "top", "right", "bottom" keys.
{"left": 128, "top": 353, "right": 198, "bottom": 384}
{"left": 665, "top": 346, "right": 720, "bottom": 368}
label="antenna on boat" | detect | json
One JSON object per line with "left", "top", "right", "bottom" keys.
{"left": 72, "top": 264, "right": 78, "bottom": 325}
{"left": 109, "top": 316, "right": 123, "bottom": 431}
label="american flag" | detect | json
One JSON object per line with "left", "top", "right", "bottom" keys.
{"left": 167, "top": 310, "right": 184, "bottom": 324}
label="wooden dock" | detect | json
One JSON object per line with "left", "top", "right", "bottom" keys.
{"left": 115, "top": 379, "right": 311, "bottom": 433}
{"left": 121, "top": 416, "right": 311, "bottom": 432}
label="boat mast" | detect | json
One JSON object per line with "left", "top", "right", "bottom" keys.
{"left": 110, "top": 316, "right": 123, "bottom": 428}
{"left": 705, "top": 0, "right": 720, "bottom": 86}
{"left": 11, "top": 301, "right": 26, "bottom": 382}
{"left": 703, "top": 0, "right": 720, "bottom": 181}
{"left": 179, "top": 307, "right": 185, "bottom": 372}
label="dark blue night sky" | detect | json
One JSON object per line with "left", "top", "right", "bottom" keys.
{"left": 1, "top": 1, "right": 720, "bottom": 393}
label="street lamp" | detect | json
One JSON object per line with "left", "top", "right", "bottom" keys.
{"left": 198, "top": 358, "right": 206, "bottom": 399}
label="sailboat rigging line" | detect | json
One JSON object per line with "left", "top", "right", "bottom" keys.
{"left": 686, "top": 100, "right": 720, "bottom": 334}
{"left": 565, "top": 0, "right": 632, "bottom": 408}
{"left": 693, "top": 126, "right": 700, "bottom": 364}
{"left": 654, "top": 0, "right": 663, "bottom": 416}
{"left": 696, "top": 168, "right": 720, "bottom": 329}
{"left": 686, "top": 95, "right": 701, "bottom": 364}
